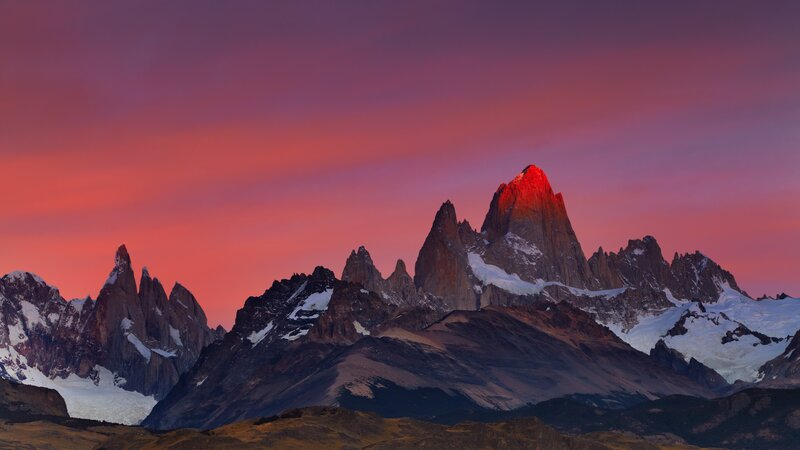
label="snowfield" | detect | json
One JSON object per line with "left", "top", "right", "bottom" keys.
{"left": 607, "top": 285, "right": 800, "bottom": 383}
{"left": 0, "top": 346, "right": 156, "bottom": 425}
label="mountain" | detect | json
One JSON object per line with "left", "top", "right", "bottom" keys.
{"left": 145, "top": 251, "right": 717, "bottom": 430}
{"left": 648, "top": 339, "right": 728, "bottom": 392}
{"left": 758, "top": 327, "right": 800, "bottom": 386}
{"left": 481, "top": 164, "right": 595, "bottom": 288}
{"left": 408, "top": 165, "right": 800, "bottom": 384}
{"left": 0, "top": 245, "right": 218, "bottom": 424}
{"left": 6, "top": 163, "right": 799, "bottom": 433}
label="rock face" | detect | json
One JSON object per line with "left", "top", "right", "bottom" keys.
{"left": 758, "top": 329, "right": 800, "bottom": 387}
{"left": 0, "top": 245, "right": 219, "bottom": 423}
{"left": 481, "top": 165, "right": 595, "bottom": 288}
{"left": 343, "top": 247, "right": 424, "bottom": 308}
{"left": 80, "top": 245, "right": 218, "bottom": 398}
{"left": 414, "top": 201, "right": 478, "bottom": 311}
{"left": 649, "top": 340, "right": 728, "bottom": 392}
{"left": 669, "top": 251, "right": 744, "bottom": 302}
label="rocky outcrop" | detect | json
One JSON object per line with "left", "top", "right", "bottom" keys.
{"left": 758, "top": 329, "right": 800, "bottom": 387}
{"left": 669, "top": 251, "right": 744, "bottom": 302}
{"left": 649, "top": 339, "right": 728, "bottom": 392}
{"left": 414, "top": 201, "right": 478, "bottom": 311}
{"left": 0, "top": 378, "right": 68, "bottom": 418}
{"left": 342, "top": 247, "right": 423, "bottom": 308}
{"left": 480, "top": 165, "right": 595, "bottom": 288}
{"left": 342, "top": 247, "right": 384, "bottom": 293}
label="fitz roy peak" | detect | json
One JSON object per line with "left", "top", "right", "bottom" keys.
{"left": 0, "top": 245, "right": 219, "bottom": 424}
{"left": 481, "top": 165, "right": 595, "bottom": 288}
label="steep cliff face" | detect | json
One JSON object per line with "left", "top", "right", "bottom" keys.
{"left": 481, "top": 165, "right": 595, "bottom": 288}
{"left": 342, "top": 247, "right": 424, "bottom": 308}
{"left": 414, "top": 201, "right": 478, "bottom": 311}
{"left": 758, "top": 326, "right": 800, "bottom": 387}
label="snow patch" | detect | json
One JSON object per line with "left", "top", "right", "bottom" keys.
{"left": 633, "top": 248, "right": 645, "bottom": 256}
{"left": 468, "top": 253, "right": 626, "bottom": 300}
{"left": 7, "top": 321, "right": 27, "bottom": 345}
{"left": 70, "top": 297, "right": 89, "bottom": 312}
{"left": 504, "top": 233, "right": 543, "bottom": 259}
{"left": 126, "top": 334, "right": 151, "bottom": 362}
{"left": 287, "top": 281, "right": 308, "bottom": 303}
{"left": 353, "top": 321, "right": 370, "bottom": 336}
{"left": 281, "top": 328, "right": 309, "bottom": 341}
{"left": 4, "top": 271, "right": 46, "bottom": 286}
{"left": 288, "top": 289, "right": 334, "bottom": 320}
{"left": 151, "top": 348, "right": 177, "bottom": 358}
{"left": 120, "top": 318, "right": 134, "bottom": 331}
{"left": 247, "top": 322, "right": 275, "bottom": 346}
{"left": 169, "top": 325, "right": 183, "bottom": 347}
{"left": 19, "top": 301, "right": 45, "bottom": 327}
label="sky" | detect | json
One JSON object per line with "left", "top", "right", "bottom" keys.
{"left": 1, "top": 1, "right": 798, "bottom": 328}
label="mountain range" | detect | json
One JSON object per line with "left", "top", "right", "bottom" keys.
{"left": 1, "top": 164, "right": 798, "bottom": 447}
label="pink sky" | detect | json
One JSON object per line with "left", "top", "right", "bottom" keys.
{"left": 1, "top": 1, "right": 798, "bottom": 327}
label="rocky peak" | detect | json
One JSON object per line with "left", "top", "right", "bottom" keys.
{"left": 479, "top": 165, "right": 594, "bottom": 288}
{"left": 588, "top": 247, "right": 624, "bottom": 288}
{"left": 617, "top": 236, "right": 671, "bottom": 290}
{"left": 414, "top": 201, "right": 477, "bottom": 311}
{"left": 668, "top": 251, "right": 744, "bottom": 302}
{"left": 341, "top": 246, "right": 384, "bottom": 294}
{"left": 169, "top": 282, "right": 208, "bottom": 327}
{"left": 481, "top": 165, "right": 564, "bottom": 241}
{"left": 103, "top": 244, "right": 137, "bottom": 296}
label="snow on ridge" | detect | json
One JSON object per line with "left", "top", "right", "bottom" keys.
{"left": 3, "top": 271, "right": 47, "bottom": 286}
{"left": 126, "top": 333, "right": 151, "bottom": 362}
{"left": 151, "top": 348, "right": 177, "bottom": 358}
{"left": 169, "top": 325, "right": 183, "bottom": 347}
{"left": 287, "top": 281, "right": 309, "bottom": 303}
{"left": 467, "top": 253, "right": 625, "bottom": 300}
{"left": 632, "top": 248, "right": 645, "bottom": 256}
{"left": 69, "top": 297, "right": 90, "bottom": 312}
{"left": 247, "top": 321, "right": 275, "bottom": 346}
{"left": 288, "top": 289, "right": 334, "bottom": 320}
